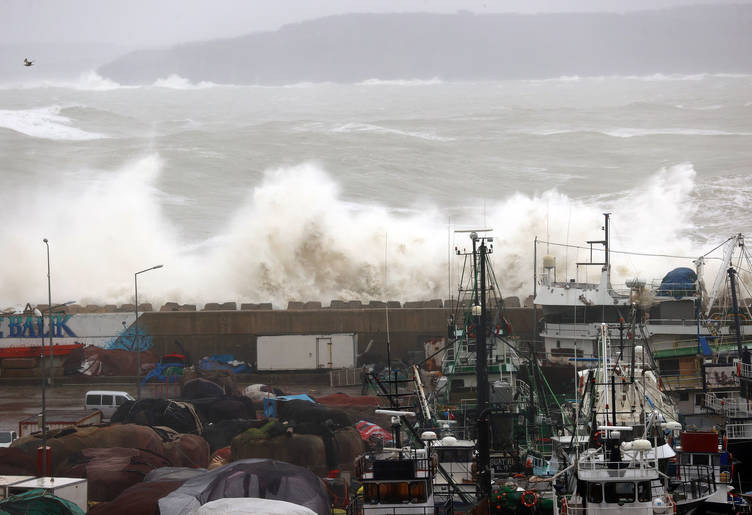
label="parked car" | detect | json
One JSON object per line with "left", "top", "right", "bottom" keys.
{"left": 0, "top": 430, "right": 17, "bottom": 447}
{"left": 84, "top": 390, "right": 134, "bottom": 419}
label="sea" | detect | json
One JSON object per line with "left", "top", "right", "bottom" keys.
{"left": 0, "top": 72, "right": 750, "bottom": 309}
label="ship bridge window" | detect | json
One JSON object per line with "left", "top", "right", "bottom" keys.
{"left": 409, "top": 481, "right": 428, "bottom": 503}
{"left": 588, "top": 483, "right": 603, "bottom": 503}
{"left": 365, "top": 483, "right": 379, "bottom": 504}
{"left": 378, "top": 482, "right": 410, "bottom": 504}
{"left": 692, "top": 454, "right": 709, "bottom": 465}
{"left": 605, "top": 482, "right": 635, "bottom": 503}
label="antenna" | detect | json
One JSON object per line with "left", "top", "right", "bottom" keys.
{"left": 384, "top": 232, "right": 392, "bottom": 401}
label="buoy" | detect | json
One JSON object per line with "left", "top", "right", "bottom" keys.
{"left": 521, "top": 490, "right": 539, "bottom": 508}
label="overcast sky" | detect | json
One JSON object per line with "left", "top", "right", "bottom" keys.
{"left": 4, "top": 0, "right": 750, "bottom": 46}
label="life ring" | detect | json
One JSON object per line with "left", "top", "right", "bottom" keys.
{"left": 593, "top": 430, "right": 603, "bottom": 447}
{"left": 521, "top": 490, "right": 539, "bottom": 508}
{"left": 561, "top": 497, "right": 568, "bottom": 515}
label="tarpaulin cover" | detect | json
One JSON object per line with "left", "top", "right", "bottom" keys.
{"left": 0, "top": 448, "right": 37, "bottom": 475}
{"left": 56, "top": 447, "right": 172, "bottom": 502}
{"left": 355, "top": 420, "right": 394, "bottom": 445}
{"left": 204, "top": 419, "right": 265, "bottom": 452}
{"left": 242, "top": 384, "right": 284, "bottom": 403}
{"left": 199, "top": 355, "right": 250, "bottom": 374}
{"left": 144, "top": 466, "right": 208, "bottom": 483}
{"left": 67, "top": 345, "right": 158, "bottom": 377}
{"left": 658, "top": 267, "right": 697, "bottom": 298}
{"left": 143, "top": 362, "right": 184, "bottom": 383}
{"left": 197, "top": 497, "right": 316, "bottom": 514}
{"left": 263, "top": 395, "right": 314, "bottom": 417}
{"left": 112, "top": 399, "right": 203, "bottom": 435}
{"left": 87, "top": 480, "right": 183, "bottom": 515}
{"left": 190, "top": 396, "right": 256, "bottom": 424}
{"left": 158, "top": 458, "right": 331, "bottom": 515}
{"left": 182, "top": 378, "right": 225, "bottom": 399}
{"left": 0, "top": 488, "right": 84, "bottom": 515}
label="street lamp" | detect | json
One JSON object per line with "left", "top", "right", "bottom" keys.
{"left": 135, "top": 265, "right": 163, "bottom": 400}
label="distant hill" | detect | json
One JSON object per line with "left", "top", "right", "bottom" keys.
{"left": 99, "top": 6, "right": 752, "bottom": 85}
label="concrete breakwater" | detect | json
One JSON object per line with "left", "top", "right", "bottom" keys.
{"left": 139, "top": 304, "right": 537, "bottom": 366}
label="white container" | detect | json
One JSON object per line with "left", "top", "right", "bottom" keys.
{"left": 9, "top": 477, "right": 88, "bottom": 511}
{"left": 0, "top": 475, "right": 35, "bottom": 500}
{"left": 257, "top": 333, "right": 357, "bottom": 371}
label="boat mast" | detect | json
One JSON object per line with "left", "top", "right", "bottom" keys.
{"left": 472, "top": 231, "right": 491, "bottom": 499}
{"left": 728, "top": 267, "right": 744, "bottom": 359}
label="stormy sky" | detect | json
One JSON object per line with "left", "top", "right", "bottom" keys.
{"left": 4, "top": 0, "right": 751, "bottom": 47}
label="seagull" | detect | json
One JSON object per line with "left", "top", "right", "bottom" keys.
{"left": 23, "top": 58, "right": 34, "bottom": 67}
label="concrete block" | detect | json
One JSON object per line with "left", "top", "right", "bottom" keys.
{"left": 138, "top": 303, "right": 154, "bottom": 312}
{"left": 368, "top": 301, "right": 386, "bottom": 308}
{"left": 523, "top": 295, "right": 535, "bottom": 308}
{"left": 503, "top": 296, "right": 521, "bottom": 308}
{"left": 424, "top": 299, "right": 443, "bottom": 308}
{"left": 203, "top": 302, "right": 237, "bottom": 311}
{"left": 180, "top": 304, "right": 197, "bottom": 311}
{"left": 386, "top": 301, "right": 402, "bottom": 309}
{"left": 161, "top": 302, "right": 181, "bottom": 312}
{"left": 303, "top": 301, "right": 322, "bottom": 309}
{"left": 84, "top": 305, "right": 105, "bottom": 313}
{"left": 104, "top": 304, "right": 118, "bottom": 313}
{"left": 346, "top": 300, "right": 363, "bottom": 308}
{"left": 240, "top": 303, "right": 272, "bottom": 310}
{"left": 404, "top": 301, "right": 424, "bottom": 308}
{"left": 287, "top": 301, "right": 305, "bottom": 310}
{"left": 329, "top": 300, "right": 347, "bottom": 309}
{"left": 118, "top": 304, "right": 136, "bottom": 312}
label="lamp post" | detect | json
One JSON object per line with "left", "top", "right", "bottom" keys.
{"left": 135, "top": 265, "right": 163, "bottom": 400}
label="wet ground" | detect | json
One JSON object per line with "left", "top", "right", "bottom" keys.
{"left": 0, "top": 380, "right": 365, "bottom": 433}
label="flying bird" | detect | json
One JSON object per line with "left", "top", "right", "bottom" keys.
{"left": 23, "top": 58, "right": 34, "bottom": 67}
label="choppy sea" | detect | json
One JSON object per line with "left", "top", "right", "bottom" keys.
{"left": 0, "top": 72, "right": 750, "bottom": 308}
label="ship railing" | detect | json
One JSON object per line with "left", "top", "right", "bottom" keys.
{"left": 660, "top": 373, "right": 703, "bottom": 390}
{"left": 355, "top": 451, "right": 433, "bottom": 479}
{"left": 704, "top": 391, "right": 751, "bottom": 417}
{"left": 346, "top": 494, "right": 454, "bottom": 515}
{"left": 670, "top": 464, "right": 717, "bottom": 502}
{"left": 737, "top": 361, "right": 752, "bottom": 380}
{"left": 725, "top": 422, "right": 752, "bottom": 440}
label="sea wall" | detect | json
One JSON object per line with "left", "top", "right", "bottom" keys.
{"left": 138, "top": 306, "right": 537, "bottom": 365}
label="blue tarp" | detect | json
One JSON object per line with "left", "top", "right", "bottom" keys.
{"left": 143, "top": 362, "right": 184, "bottom": 384}
{"left": 198, "top": 354, "right": 251, "bottom": 374}
{"left": 699, "top": 337, "right": 713, "bottom": 356}
{"left": 658, "top": 267, "right": 697, "bottom": 298}
{"left": 263, "top": 394, "right": 315, "bottom": 418}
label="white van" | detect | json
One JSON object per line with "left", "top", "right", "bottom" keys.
{"left": 0, "top": 430, "right": 17, "bottom": 448}
{"left": 84, "top": 390, "right": 134, "bottom": 419}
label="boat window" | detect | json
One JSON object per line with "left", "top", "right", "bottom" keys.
{"left": 712, "top": 455, "right": 720, "bottom": 467}
{"left": 409, "top": 481, "right": 427, "bottom": 503}
{"left": 588, "top": 483, "right": 603, "bottom": 503}
{"left": 378, "top": 482, "right": 409, "bottom": 504}
{"left": 0, "top": 432, "right": 11, "bottom": 443}
{"left": 101, "top": 394, "right": 113, "bottom": 405}
{"left": 364, "top": 483, "right": 379, "bottom": 504}
{"left": 86, "top": 394, "right": 101, "bottom": 405}
{"left": 605, "top": 482, "right": 635, "bottom": 503}
{"left": 680, "top": 453, "right": 691, "bottom": 465}
{"left": 638, "top": 481, "right": 651, "bottom": 502}
{"left": 693, "top": 454, "right": 709, "bottom": 465}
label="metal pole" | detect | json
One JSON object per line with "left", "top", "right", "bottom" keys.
{"left": 134, "top": 265, "right": 164, "bottom": 401}
{"left": 475, "top": 234, "right": 491, "bottom": 499}
{"left": 42, "top": 239, "right": 51, "bottom": 476}
{"left": 728, "top": 267, "right": 744, "bottom": 358}
{"left": 135, "top": 272, "right": 140, "bottom": 400}
{"left": 44, "top": 239, "right": 54, "bottom": 386}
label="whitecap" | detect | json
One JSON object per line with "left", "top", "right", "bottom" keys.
{"left": 0, "top": 105, "right": 107, "bottom": 140}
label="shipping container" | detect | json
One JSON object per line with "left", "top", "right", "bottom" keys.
{"left": 9, "top": 477, "right": 87, "bottom": 511}
{"left": 18, "top": 410, "right": 102, "bottom": 437}
{"left": 257, "top": 333, "right": 357, "bottom": 371}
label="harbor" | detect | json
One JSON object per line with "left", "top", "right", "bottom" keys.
{"left": 1, "top": 224, "right": 751, "bottom": 514}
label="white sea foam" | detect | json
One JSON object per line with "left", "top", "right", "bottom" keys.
{"left": 152, "top": 74, "right": 219, "bottom": 89}
{"left": 330, "top": 122, "right": 454, "bottom": 142}
{"left": 0, "top": 155, "right": 718, "bottom": 308}
{"left": 0, "top": 105, "right": 106, "bottom": 140}
{"left": 357, "top": 78, "right": 445, "bottom": 86}
{"left": 0, "top": 71, "right": 126, "bottom": 91}
{"left": 520, "top": 127, "right": 751, "bottom": 138}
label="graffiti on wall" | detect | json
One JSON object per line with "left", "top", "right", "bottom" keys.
{"left": 0, "top": 313, "right": 151, "bottom": 351}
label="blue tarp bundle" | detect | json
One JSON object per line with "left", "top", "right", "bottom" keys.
{"left": 198, "top": 354, "right": 250, "bottom": 374}
{"left": 143, "top": 362, "right": 184, "bottom": 383}
{"left": 263, "top": 394, "right": 315, "bottom": 418}
{"left": 658, "top": 267, "right": 697, "bottom": 298}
